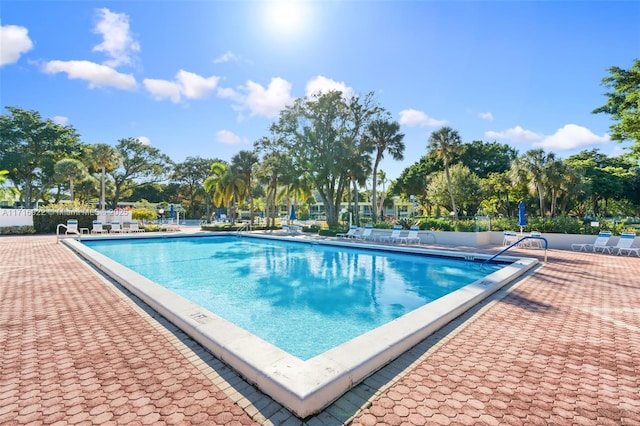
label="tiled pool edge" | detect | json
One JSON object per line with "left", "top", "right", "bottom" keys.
{"left": 63, "top": 236, "right": 538, "bottom": 418}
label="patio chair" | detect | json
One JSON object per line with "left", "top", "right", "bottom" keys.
{"left": 503, "top": 231, "right": 519, "bottom": 246}
{"left": 90, "top": 220, "right": 107, "bottom": 234}
{"left": 336, "top": 225, "right": 358, "bottom": 239}
{"left": 129, "top": 222, "right": 145, "bottom": 233}
{"left": 609, "top": 232, "right": 640, "bottom": 256}
{"left": 354, "top": 224, "right": 375, "bottom": 241}
{"left": 379, "top": 225, "right": 403, "bottom": 243}
{"left": 65, "top": 219, "right": 80, "bottom": 236}
{"left": 109, "top": 222, "right": 123, "bottom": 234}
{"left": 398, "top": 226, "right": 421, "bottom": 244}
{"left": 571, "top": 231, "right": 611, "bottom": 252}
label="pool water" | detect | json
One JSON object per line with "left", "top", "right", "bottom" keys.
{"left": 84, "top": 236, "right": 499, "bottom": 360}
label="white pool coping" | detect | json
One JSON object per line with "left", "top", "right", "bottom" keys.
{"left": 63, "top": 234, "right": 538, "bottom": 418}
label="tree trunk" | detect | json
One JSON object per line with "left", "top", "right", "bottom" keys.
{"left": 444, "top": 161, "right": 458, "bottom": 220}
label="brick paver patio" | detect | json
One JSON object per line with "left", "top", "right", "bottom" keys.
{"left": 1, "top": 235, "right": 638, "bottom": 425}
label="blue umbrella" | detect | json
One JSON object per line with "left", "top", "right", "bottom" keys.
{"left": 290, "top": 205, "right": 296, "bottom": 221}
{"left": 518, "top": 201, "right": 526, "bottom": 233}
{"left": 217, "top": 207, "right": 221, "bottom": 220}
{"left": 169, "top": 204, "right": 175, "bottom": 220}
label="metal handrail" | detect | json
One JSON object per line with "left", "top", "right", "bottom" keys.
{"left": 483, "top": 235, "right": 548, "bottom": 265}
{"left": 56, "top": 224, "right": 81, "bottom": 243}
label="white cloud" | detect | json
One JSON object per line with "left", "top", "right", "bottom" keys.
{"left": 478, "top": 112, "right": 494, "bottom": 121}
{"left": 216, "top": 130, "right": 241, "bottom": 145}
{"left": 485, "top": 126, "right": 543, "bottom": 143}
{"left": 213, "top": 51, "right": 238, "bottom": 64}
{"left": 92, "top": 8, "right": 140, "bottom": 67}
{"left": 52, "top": 116, "right": 69, "bottom": 125}
{"left": 143, "top": 78, "right": 181, "bottom": 102}
{"left": 136, "top": 136, "right": 151, "bottom": 145}
{"left": 143, "top": 70, "right": 220, "bottom": 103}
{"left": 176, "top": 70, "right": 220, "bottom": 99}
{"left": 0, "top": 24, "right": 34, "bottom": 67}
{"left": 219, "top": 77, "right": 294, "bottom": 119}
{"left": 305, "top": 75, "right": 354, "bottom": 99}
{"left": 42, "top": 60, "right": 137, "bottom": 90}
{"left": 535, "top": 124, "right": 610, "bottom": 150}
{"left": 398, "top": 109, "right": 448, "bottom": 127}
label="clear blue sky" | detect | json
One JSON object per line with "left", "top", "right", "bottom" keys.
{"left": 2, "top": 1, "right": 639, "bottom": 180}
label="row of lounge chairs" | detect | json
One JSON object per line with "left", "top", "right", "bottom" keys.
{"left": 571, "top": 231, "right": 639, "bottom": 256}
{"left": 337, "top": 224, "right": 422, "bottom": 244}
{"left": 89, "top": 220, "right": 146, "bottom": 234}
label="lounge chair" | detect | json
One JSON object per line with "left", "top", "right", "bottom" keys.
{"left": 571, "top": 231, "right": 612, "bottom": 252}
{"left": 65, "top": 219, "right": 80, "bottom": 236}
{"left": 90, "top": 220, "right": 107, "bottom": 234}
{"left": 398, "top": 226, "right": 421, "bottom": 244}
{"left": 380, "top": 225, "right": 403, "bottom": 243}
{"left": 336, "top": 225, "right": 358, "bottom": 239}
{"left": 129, "top": 222, "right": 145, "bottom": 233}
{"left": 109, "top": 222, "right": 123, "bottom": 233}
{"left": 503, "top": 231, "right": 519, "bottom": 245}
{"left": 354, "top": 224, "right": 374, "bottom": 241}
{"left": 609, "top": 232, "right": 640, "bottom": 256}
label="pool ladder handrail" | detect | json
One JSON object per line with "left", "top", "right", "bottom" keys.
{"left": 236, "top": 222, "right": 250, "bottom": 233}
{"left": 482, "top": 235, "right": 548, "bottom": 265}
{"left": 56, "top": 223, "right": 81, "bottom": 243}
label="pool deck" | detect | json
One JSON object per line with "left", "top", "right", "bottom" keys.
{"left": 1, "top": 233, "right": 639, "bottom": 425}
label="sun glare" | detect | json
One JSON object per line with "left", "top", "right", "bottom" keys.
{"left": 265, "top": 1, "right": 308, "bottom": 37}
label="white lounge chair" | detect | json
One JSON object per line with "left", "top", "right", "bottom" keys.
{"left": 90, "top": 221, "right": 107, "bottom": 234}
{"left": 336, "top": 225, "right": 358, "bottom": 239}
{"left": 380, "top": 225, "right": 403, "bottom": 243}
{"left": 609, "top": 232, "right": 639, "bottom": 256}
{"left": 109, "top": 222, "right": 123, "bottom": 233}
{"left": 503, "top": 231, "right": 519, "bottom": 245}
{"left": 571, "top": 231, "right": 612, "bottom": 252}
{"left": 398, "top": 226, "right": 421, "bottom": 244}
{"left": 355, "top": 224, "right": 375, "bottom": 241}
{"left": 129, "top": 222, "right": 145, "bottom": 233}
{"left": 65, "top": 219, "right": 80, "bottom": 236}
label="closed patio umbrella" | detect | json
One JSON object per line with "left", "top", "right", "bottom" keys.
{"left": 518, "top": 201, "right": 527, "bottom": 234}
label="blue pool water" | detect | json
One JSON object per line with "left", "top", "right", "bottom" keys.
{"left": 84, "top": 236, "right": 499, "bottom": 360}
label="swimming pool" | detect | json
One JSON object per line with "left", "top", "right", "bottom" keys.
{"left": 64, "top": 233, "right": 538, "bottom": 417}
{"left": 82, "top": 236, "right": 501, "bottom": 360}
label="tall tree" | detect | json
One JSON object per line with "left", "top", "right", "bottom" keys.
{"left": 510, "top": 149, "right": 555, "bottom": 216}
{"left": 459, "top": 140, "right": 518, "bottom": 178}
{"left": 427, "top": 164, "right": 483, "bottom": 217}
{"left": 427, "top": 126, "right": 463, "bottom": 220}
{"left": 90, "top": 143, "right": 121, "bottom": 211}
{"left": 230, "top": 150, "right": 259, "bottom": 225}
{"left": 54, "top": 158, "right": 88, "bottom": 202}
{"left": 172, "top": 157, "right": 217, "bottom": 218}
{"left": 0, "top": 106, "right": 83, "bottom": 207}
{"left": 203, "top": 161, "right": 229, "bottom": 221}
{"left": 593, "top": 58, "right": 640, "bottom": 157}
{"left": 108, "top": 138, "right": 172, "bottom": 207}
{"left": 362, "top": 119, "right": 405, "bottom": 223}
{"left": 261, "top": 90, "right": 379, "bottom": 227}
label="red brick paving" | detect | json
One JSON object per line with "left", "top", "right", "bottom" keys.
{"left": 1, "top": 235, "right": 639, "bottom": 425}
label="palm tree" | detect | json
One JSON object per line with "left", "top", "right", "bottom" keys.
{"left": 90, "top": 144, "right": 120, "bottom": 211}
{"left": 203, "top": 161, "right": 228, "bottom": 221}
{"left": 510, "top": 149, "right": 554, "bottom": 216}
{"left": 230, "top": 150, "right": 259, "bottom": 225}
{"left": 427, "top": 126, "right": 462, "bottom": 220}
{"left": 362, "top": 119, "right": 405, "bottom": 223}
{"left": 376, "top": 170, "right": 388, "bottom": 219}
{"left": 54, "top": 158, "right": 88, "bottom": 202}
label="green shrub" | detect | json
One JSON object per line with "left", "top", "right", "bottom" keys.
{"left": 0, "top": 226, "right": 36, "bottom": 235}
{"left": 33, "top": 210, "right": 97, "bottom": 233}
